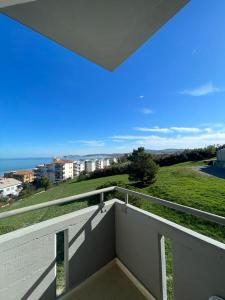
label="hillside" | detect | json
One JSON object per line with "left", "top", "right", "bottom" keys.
{"left": 0, "top": 161, "right": 225, "bottom": 243}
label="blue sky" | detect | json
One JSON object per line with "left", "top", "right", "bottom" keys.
{"left": 1, "top": 1, "right": 225, "bottom": 158}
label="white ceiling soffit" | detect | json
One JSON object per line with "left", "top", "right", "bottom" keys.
{"left": 0, "top": 0, "right": 189, "bottom": 71}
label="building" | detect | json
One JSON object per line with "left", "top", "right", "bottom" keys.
{"left": 33, "top": 164, "right": 55, "bottom": 182}
{"left": 73, "top": 161, "right": 85, "bottom": 177}
{"left": 214, "top": 149, "right": 225, "bottom": 168}
{"left": 53, "top": 158, "right": 74, "bottom": 182}
{"left": 0, "top": 177, "right": 22, "bottom": 198}
{"left": 103, "top": 158, "right": 110, "bottom": 168}
{"left": 110, "top": 157, "right": 118, "bottom": 164}
{"left": 33, "top": 164, "right": 47, "bottom": 178}
{"left": 95, "top": 159, "right": 104, "bottom": 170}
{"left": 85, "top": 160, "right": 96, "bottom": 173}
{"left": 34, "top": 159, "right": 74, "bottom": 182}
{"left": 95, "top": 159, "right": 111, "bottom": 170}
{"left": 4, "top": 170, "right": 34, "bottom": 184}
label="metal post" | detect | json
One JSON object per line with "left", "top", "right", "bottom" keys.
{"left": 125, "top": 193, "right": 129, "bottom": 205}
{"left": 64, "top": 229, "right": 69, "bottom": 292}
{"left": 100, "top": 192, "right": 105, "bottom": 212}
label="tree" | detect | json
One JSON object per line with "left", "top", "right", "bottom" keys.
{"left": 40, "top": 176, "right": 52, "bottom": 191}
{"left": 128, "top": 147, "right": 158, "bottom": 186}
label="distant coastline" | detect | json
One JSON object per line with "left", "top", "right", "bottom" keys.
{"left": 0, "top": 154, "right": 114, "bottom": 175}
{"left": 0, "top": 157, "right": 52, "bottom": 175}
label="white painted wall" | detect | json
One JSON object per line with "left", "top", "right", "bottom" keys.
{"left": 85, "top": 161, "right": 96, "bottom": 173}
{"left": 64, "top": 162, "right": 74, "bottom": 180}
{"left": 95, "top": 159, "right": 104, "bottom": 169}
{"left": 217, "top": 149, "right": 225, "bottom": 161}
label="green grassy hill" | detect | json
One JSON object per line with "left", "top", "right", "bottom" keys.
{"left": 1, "top": 161, "right": 225, "bottom": 242}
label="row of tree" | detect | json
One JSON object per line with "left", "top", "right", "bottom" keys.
{"left": 154, "top": 145, "right": 219, "bottom": 166}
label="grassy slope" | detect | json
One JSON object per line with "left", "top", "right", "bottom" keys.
{"left": 135, "top": 161, "right": 225, "bottom": 243}
{"left": 1, "top": 161, "right": 225, "bottom": 239}
{"left": 1, "top": 161, "right": 225, "bottom": 240}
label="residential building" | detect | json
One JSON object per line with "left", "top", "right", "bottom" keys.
{"left": 103, "top": 158, "right": 110, "bottom": 168}
{"left": 33, "top": 164, "right": 55, "bottom": 183}
{"left": 0, "top": 177, "right": 22, "bottom": 198}
{"left": 214, "top": 149, "right": 225, "bottom": 168}
{"left": 45, "top": 163, "right": 55, "bottom": 182}
{"left": 110, "top": 157, "right": 118, "bottom": 164}
{"left": 4, "top": 170, "right": 34, "bottom": 184}
{"left": 73, "top": 161, "right": 85, "bottom": 177}
{"left": 33, "top": 164, "right": 47, "bottom": 178}
{"left": 53, "top": 158, "right": 74, "bottom": 182}
{"left": 34, "top": 159, "right": 74, "bottom": 183}
{"left": 85, "top": 160, "right": 96, "bottom": 173}
{"left": 95, "top": 159, "right": 104, "bottom": 170}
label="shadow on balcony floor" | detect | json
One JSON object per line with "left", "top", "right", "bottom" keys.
{"left": 63, "top": 260, "right": 151, "bottom": 300}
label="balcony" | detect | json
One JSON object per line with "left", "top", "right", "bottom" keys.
{"left": 0, "top": 187, "right": 224, "bottom": 300}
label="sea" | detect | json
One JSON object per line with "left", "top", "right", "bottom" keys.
{"left": 0, "top": 155, "right": 111, "bottom": 176}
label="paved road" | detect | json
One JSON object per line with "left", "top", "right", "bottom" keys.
{"left": 193, "top": 166, "right": 225, "bottom": 179}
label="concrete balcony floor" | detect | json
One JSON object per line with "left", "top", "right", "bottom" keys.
{"left": 62, "top": 259, "right": 153, "bottom": 300}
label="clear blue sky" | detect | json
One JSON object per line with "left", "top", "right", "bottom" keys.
{"left": 1, "top": 1, "right": 225, "bottom": 158}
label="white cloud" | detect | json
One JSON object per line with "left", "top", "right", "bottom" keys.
{"left": 180, "top": 82, "right": 223, "bottom": 97}
{"left": 134, "top": 126, "right": 172, "bottom": 133}
{"left": 170, "top": 127, "right": 201, "bottom": 133}
{"left": 138, "top": 95, "right": 144, "bottom": 99}
{"left": 134, "top": 126, "right": 201, "bottom": 133}
{"left": 112, "top": 135, "right": 151, "bottom": 140}
{"left": 140, "top": 108, "right": 154, "bottom": 115}
{"left": 111, "top": 131, "right": 225, "bottom": 149}
{"left": 82, "top": 140, "right": 105, "bottom": 147}
{"left": 68, "top": 140, "right": 105, "bottom": 147}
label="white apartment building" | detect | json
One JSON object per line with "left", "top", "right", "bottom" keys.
{"left": 103, "top": 158, "right": 110, "bottom": 168}
{"left": 0, "top": 177, "right": 22, "bottom": 198}
{"left": 214, "top": 148, "right": 225, "bottom": 168}
{"left": 54, "top": 158, "right": 74, "bottom": 182}
{"left": 33, "top": 157, "right": 113, "bottom": 182}
{"left": 85, "top": 160, "right": 96, "bottom": 173}
{"left": 34, "top": 159, "right": 74, "bottom": 183}
{"left": 217, "top": 149, "right": 225, "bottom": 162}
{"left": 73, "top": 161, "right": 85, "bottom": 177}
{"left": 95, "top": 159, "right": 104, "bottom": 170}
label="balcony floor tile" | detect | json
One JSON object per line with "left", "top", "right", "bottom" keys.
{"left": 64, "top": 262, "right": 148, "bottom": 300}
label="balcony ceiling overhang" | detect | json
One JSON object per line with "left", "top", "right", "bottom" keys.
{"left": 0, "top": 0, "right": 189, "bottom": 70}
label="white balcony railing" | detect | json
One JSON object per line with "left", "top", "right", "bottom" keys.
{"left": 0, "top": 187, "right": 224, "bottom": 300}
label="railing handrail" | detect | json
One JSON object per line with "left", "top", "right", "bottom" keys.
{"left": 0, "top": 186, "right": 115, "bottom": 220}
{"left": 0, "top": 185, "right": 224, "bottom": 227}
{"left": 115, "top": 186, "right": 225, "bottom": 226}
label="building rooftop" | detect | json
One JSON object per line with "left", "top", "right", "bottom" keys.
{"left": 54, "top": 159, "right": 74, "bottom": 164}
{"left": 13, "top": 170, "right": 34, "bottom": 175}
{"left": 0, "top": 177, "right": 22, "bottom": 188}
